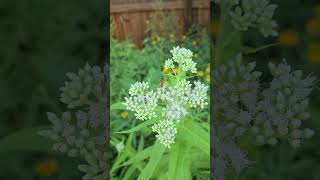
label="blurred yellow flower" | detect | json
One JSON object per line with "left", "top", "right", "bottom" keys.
{"left": 209, "top": 21, "right": 219, "bottom": 37}
{"left": 192, "top": 40, "right": 197, "bottom": 45}
{"left": 121, "top": 111, "right": 129, "bottom": 119}
{"left": 307, "top": 43, "right": 320, "bottom": 63}
{"left": 306, "top": 18, "right": 320, "bottom": 34}
{"left": 35, "top": 159, "right": 58, "bottom": 177}
{"left": 194, "top": 53, "right": 199, "bottom": 58}
{"left": 278, "top": 30, "right": 299, "bottom": 46}
{"left": 197, "top": 71, "right": 204, "bottom": 77}
{"left": 163, "top": 68, "right": 171, "bottom": 74}
{"left": 205, "top": 75, "right": 210, "bottom": 82}
{"left": 181, "top": 35, "right": 187, "bottom": 40}
{"left": 205, "top": 64, "right": 210, "bottom": 73}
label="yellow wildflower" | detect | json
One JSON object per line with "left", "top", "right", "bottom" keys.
{"left": 181, "top": 35, "right": 187, "bottom": 40}
{"left": 306, "top": 18, "right": 320, "bottom": 34}
{"left": 197, "top": 71, "right": 204, "bottom": 77}
{"left": 163, "top": 68, "right": 171, "bottom": 74}
{"left": 278, "top": 30, "right": 299, "bottom": 46}
{"left": 205, "top": 75, "right": 210, "bottom": 82}
{"left": 205, "top": 64, "right": 210, "bottom": 73}
{"left": 307, "top": 42, "right": 320, "bottom": 63}
{"left": 121, "top": 111, "right": 129, "bottom": 119}
{"left": 35, "top": 159, "right": 58, "bottom": 177}
{"left": 192, "top": 41, "right": 197, "bottom": 45}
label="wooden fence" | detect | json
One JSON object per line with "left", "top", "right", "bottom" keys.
{"left": 110, "top": 0, "right": 210, "bottom": 48}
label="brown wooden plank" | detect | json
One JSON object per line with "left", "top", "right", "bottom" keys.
{"left": 110, "top": 0, "right": 209, "bottom": 13}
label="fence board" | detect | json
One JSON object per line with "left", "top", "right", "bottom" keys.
{"left": 111, "top": 0, "right": 209, "bottom": 48}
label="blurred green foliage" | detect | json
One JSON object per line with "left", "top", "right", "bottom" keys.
{"left": 0, "top": 0, "right": 107, "bottom": 179}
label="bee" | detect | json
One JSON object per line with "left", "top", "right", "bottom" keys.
{"left": 144, "top": 96, "right": 148, "bottom": 105}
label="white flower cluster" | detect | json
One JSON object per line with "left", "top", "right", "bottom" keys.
{"left": 151, "top": 119, "right": 177, "bottom": 148}
{"left": 164, "top": 46, "right": 197, "bottom": 73}
{"left": 128, "top": 81, "right": 149, "bottom": 96}
{"left": 123, "top": 82, "right": 158, "bottom": 121}
{"left": 189, "top": 81, "right": 210, "bottom": 109}
{"left": 124, "top": 47, "right": 209, "bottom": 148}
{"left": 163, "top": 101, "right": 187, "bottom": 122}
{"left": 229, "top": 0, "right": 278, "bottom": 37}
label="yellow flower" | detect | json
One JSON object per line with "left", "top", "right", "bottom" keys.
{"left": 194, "top": 53, "right": 199, "bottom": 58}
{"left": 205, "top": 75, "right": 210, "bottom": 82}
{"left": 181, "top": 35, "right": 187, "bottom": 40}
{"left": 209, "top": 21, "right": 219, "bottom": 37}
{"left": 278, "top": 30, "right": 299, "bottom": 46}
{"left": 307, "top": 43, "right": 320, "bottom": 63}
{"left": 197, "top": 71, "right": 204, "bottom": 77}
{"left": 306, "top": 18, "right": 320, "bottom": 34}
{"left": 163, "top": 68, "right": 171, "bottom": 74}
{"left": 121, "top": 111, "right": 129, "bottom": 119}
{"left": 169, "top": 33, "right": 175, "bottom": 39}
{"left": 205, "top": 64, "right": 210, "bottom": 73}
{"left": 192, "top": 41, "right": 197, "bottom": 45}
{"left": 35, "top": 159, "right": 58, "bottom": 177}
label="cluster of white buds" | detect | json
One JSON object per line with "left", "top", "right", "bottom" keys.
{"left": 164, "top": 46, "right": 197, "bottom": 73}
{"left": 151, "top": 119, "right": 177, "bottom": 148}
{"left": 229, "top": 0, "right": 278, "bottom": 37}
{"left": 124, "top": 46, "right": 209, "bottom": 148}
{"left": 123, "top": 82, "right": 158, "bottom": 121}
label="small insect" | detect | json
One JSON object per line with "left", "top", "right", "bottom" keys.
{"left": 144, "top": 96, "right": 148, "bottom": 105}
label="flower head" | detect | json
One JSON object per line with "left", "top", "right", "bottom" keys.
{"left": 151, "top": 119, "right": 177, "bottom": 148}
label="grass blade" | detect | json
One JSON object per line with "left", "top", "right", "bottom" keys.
{"left": 137, "top": 141, "right": 166, "bottom": 180}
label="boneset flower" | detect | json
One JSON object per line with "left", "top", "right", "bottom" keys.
{"left": 151, "top": 119, "right": 177, "bottom": 148}
{"left": 124, "top": 46, "right": 209, "bottom": 148}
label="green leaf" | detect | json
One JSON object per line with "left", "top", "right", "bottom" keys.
{"left": 180, "top": 120, "right": 210, "bottom": 156}
{"left": 168, "top": 141, "right": 191, "bottom": 180}
{"left": 137, "top": 141, "right": 166, "bottom": 180}
{"left": 111, "top": 102, "right": 126, "bottom": 111}
{"left": 123, "top": 165, "right": 137, "bottom": 180}
{"left": 0, "top": 126, "right": 51, "bottom": 153}
{"left": 116, "top": 118, "right": 158, "bottom": 134}
{"left": 241, "top": 43, "right": 279, "bottom": 54}
{"left": 120, "top": 146, "right": 153, "bottom": 167}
